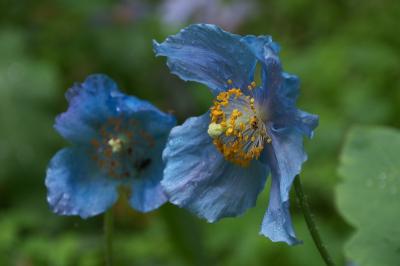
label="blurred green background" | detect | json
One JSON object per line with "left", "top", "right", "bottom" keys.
{"left": 0, "top": 0, "right": 399, "bottom": 265}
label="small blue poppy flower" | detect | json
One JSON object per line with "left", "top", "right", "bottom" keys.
{"left": 154, "top": 24, "right": 318, "bottom": 245}
{"left": 45, "top": 74, "right": 176, "bottom": 218}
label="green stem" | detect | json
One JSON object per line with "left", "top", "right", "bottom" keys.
{"left": 294, "top": 175, "right": 336, "bottom": 266}
{"left": 104, "top": 209, "right": 114, "bottom": 266}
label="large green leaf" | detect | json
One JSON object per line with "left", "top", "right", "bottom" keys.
{"left": 337, "top": 126, "right": 400, "bottom": 266}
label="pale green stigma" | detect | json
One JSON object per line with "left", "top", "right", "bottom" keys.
{"left": 207, "top": 123, "right": 224, "bottom": 138}
{"left": 108, "top": 137, "right": 124, "bottom": 153}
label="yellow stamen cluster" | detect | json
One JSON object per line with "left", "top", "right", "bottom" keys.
{"left": 208, "top": 82, "right": 270, "bottom": 167}
{"left": 91, "top": 117, "right": 155, "bottom": 179}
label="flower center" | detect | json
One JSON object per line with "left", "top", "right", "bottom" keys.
{"left": 90, "top": 117, "right": 154, "bottom": 179}
{"left": 208, "top": 81, "right": 271, "bottom": 167}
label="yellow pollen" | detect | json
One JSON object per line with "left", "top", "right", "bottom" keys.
{"left": 209, "top": 84, "right": 271, "bottom": 167}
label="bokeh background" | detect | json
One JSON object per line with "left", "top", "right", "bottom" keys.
{"left": 1, "top": 0, "right": 399, "bottom": 265}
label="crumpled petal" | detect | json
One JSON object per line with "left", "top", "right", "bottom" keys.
{"left": 126, "top": 109, "right": 176, "bottom": 212}
{"left": 55, "top": 74, "right": 121, "bottom": 144}
{"left": 292, "top": 110, "right": 319, "bottom": 138}
{"left": 129, "top": 141, "right": 168, "bottom": 212}
{"left": 153, "top": 24, "right": 257, "bottom": 95}
{"left": 118, "top": 96, "right": 177, "bottom": 135}
{"left": 242, "top": 36, "right": 290, "bottom": 108}
{"left": 280, "top": 72, "right": 300, "bottom": 105}
{"left": 242, "top": 35, "right": 282, "bottom": 102}
{"left": 243, "top": 36, "right": 319, "bottom": 138}
{"left": 260, "top": 127, "right": 307, "bottom": 245}
{"left": 271, "top": 108, "right": 319, "bottom": 139}
{"left": 269, "top": 72, "right": 319, "bottom": 138}
{"left": 261, "top": 164, "right": 299, "bottom": 245}
{"left": 162, "top": 113, "right": 269, "bottom": 222}
{"left": 45, "top": 147, "right": 119, "bottom": 218}
{"left": 118, "top": 93, "right": 171, "bottom": 115}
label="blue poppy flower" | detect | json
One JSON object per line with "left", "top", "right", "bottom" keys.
{"left": 45, "top": 74, "right": 176, "bottom": 218}
{"left": 154, "top": 24, "right": 318, "bottom": 245}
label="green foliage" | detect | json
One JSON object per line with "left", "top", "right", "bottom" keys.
{"left": 337, "top": 126, "right": 400, "bottom": 266}
{"left": 0, "top": 29, "right": 60, "bottom": 182}
{"left": 160, "top": 205, "right": 208, "bottom": 266}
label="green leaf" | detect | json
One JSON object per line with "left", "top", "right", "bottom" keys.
{"left": 337, "top": 126, "right": 400, "bottom": 266}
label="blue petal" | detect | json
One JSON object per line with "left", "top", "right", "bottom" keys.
{"left": 153, "top": 24, "right": 257, "bottom": 95}
{"left": 45, "top": 147, "right": 119, "bottom": 218}
{"left": 55, "top": 74, "right": 122, "bottom": 144}
{"left": 260, "top": 127, "right": 307, "bottom": 245}
{"left": 243, "top": 37, "right": 319, "bottom": 138}
{"left": 271, "top": 108, "right": 319, "bottom": 139}
{"left": 242, "top": 35, "right": 282, "bottom": 101}
{"left": 242, "top": 35, "right": 281, "bottom": 57}
{"left": 118, "top": 96, "right": 176, "bottom": 133}
{"left": 118, "top": 94, "right": 171, "bottom": 115}
{"left": 126, "top": 109, "right": 176, "bottom": 212}
{"left": 129, "top": 142, "right": 168, "bottom": 212}
{"left": 162, "top": 113, "right": 269, "bottom": 222}
{"left": 293, "top": 110, "right": 319, "bottom": 138}
{"left": 242, "top": 36, "right": 296, "bottom": 110}
{"left": 261, "top": 166, "right": 299, "bottom": 245}
{"left": 270, "top": 73, "right": 319, "bottom": 138}
{"left": 280, "top": 72, "right": 300, "bottom": 104}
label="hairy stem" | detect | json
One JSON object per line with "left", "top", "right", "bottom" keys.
{"left": 294, "top": 175, "right": 336, "bottom": 266}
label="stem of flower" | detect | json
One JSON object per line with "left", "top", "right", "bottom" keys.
{"left": 104, "top": 208, "right": 114, "bottom": 266}
{"left": 294, "top": 175, "right": 336, "bottom": 266}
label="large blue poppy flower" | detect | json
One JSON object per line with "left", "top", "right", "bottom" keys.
{"left": 45, "top": 74, "right": 176, "bottom": 218}
{"left": 154, "top": 24, "right": 318, "bottom": 245}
